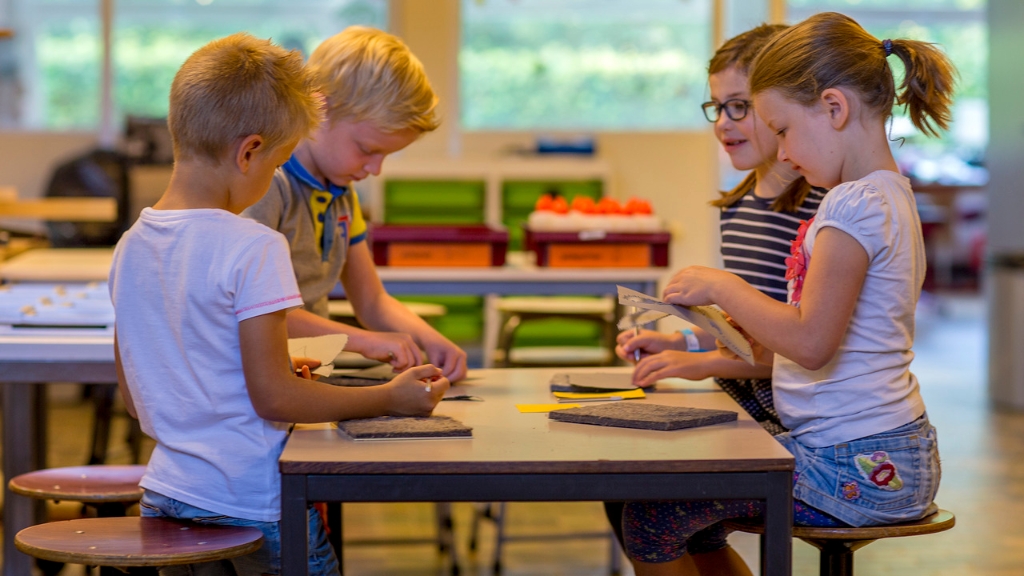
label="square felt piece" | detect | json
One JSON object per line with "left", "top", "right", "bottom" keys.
{"left": 337, "top": 415, "right": 473, "bottom": 440}
{"left": 548, "top": 403, "right": 737, "bottom": 431}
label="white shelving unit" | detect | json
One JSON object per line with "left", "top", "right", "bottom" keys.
{"left": 364, "top": 156, "right": 613, "bottom": 226}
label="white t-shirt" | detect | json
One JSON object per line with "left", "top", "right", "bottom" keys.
{"left": 110, "top": 208, "right": 304, "bottom": 522}
{"left": 772, "top": 170, "right": 926, "bottom": 447}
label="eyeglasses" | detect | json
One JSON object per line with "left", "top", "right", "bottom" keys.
{"left": 701, "top": 98, "right": 752, "bottom": 123}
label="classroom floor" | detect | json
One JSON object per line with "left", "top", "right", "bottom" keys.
{"left": 1, "top": 293, "right": 1020, "bottom": 576}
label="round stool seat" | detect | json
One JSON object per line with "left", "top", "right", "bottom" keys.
{"left": 9, "top": 465, "right": 146, "bottom": 504}
{"left": 496, "top": 296, "right": 614, "bottom": 316}
{"left": 724, "top": 508, "right": 956, "bottom": 542}
{"left": 16, "top": 517, "right": 263, "bottom": 567}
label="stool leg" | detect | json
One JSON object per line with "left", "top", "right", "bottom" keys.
{"left": 802, "top": 538, "right": 874, "bottom": 576}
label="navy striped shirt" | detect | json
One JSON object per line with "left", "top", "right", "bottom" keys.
{"left": 719, "top": 186, "right": 827, "bottom": 302}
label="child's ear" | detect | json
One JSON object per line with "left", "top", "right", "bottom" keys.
{"left": 235, "top": 134, "right": 264, "bottom": 173}
{"left": 819, "top": 88, "right": 850, "bottom": 130}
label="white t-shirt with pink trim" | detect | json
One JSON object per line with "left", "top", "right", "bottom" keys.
{"left": 110, "top": 208, "right": 303, "bottom": 522}
{"left": 773, "top": 170, "right": 927, "bottom": 448}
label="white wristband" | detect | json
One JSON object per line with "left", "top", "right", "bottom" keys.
{"left": 680, "top": 328, "right": 701, "bottom": 352}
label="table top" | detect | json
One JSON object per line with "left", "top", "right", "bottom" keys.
{"left": 0, "top": 248, "right": 115, "bottom": 283}
{"left": 280, "top": 367, "right": 794, "bottom": 476}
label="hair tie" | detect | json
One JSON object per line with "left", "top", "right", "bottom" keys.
{"left": 882, "top": 39, "right": 893, "bottom": 56}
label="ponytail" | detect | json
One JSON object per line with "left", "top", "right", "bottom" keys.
{"left": 887, "top": 39, "right": 956, "bottom": 137}
{"left": 749, "top": 12, "right": 957, "bottom": 138}
{"left": 711, "top": 172, "right": 813, "bottom": 213}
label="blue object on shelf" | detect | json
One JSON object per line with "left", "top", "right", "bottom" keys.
{"left": 535, "top": 136, "right": 596, "bottom": 156}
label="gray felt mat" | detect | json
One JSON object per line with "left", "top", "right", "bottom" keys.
{"left": 337, "top": 415, "right": 473, "bottom": 439}
{"left": 548, "top": 403, "right": 737, "bottom": 431}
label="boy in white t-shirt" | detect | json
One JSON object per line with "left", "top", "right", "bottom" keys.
{"left": 109, "top": 33, "right": 449, "bottom": 576}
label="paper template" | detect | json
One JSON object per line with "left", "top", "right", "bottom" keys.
{"left": 616, "top": 286, "right": 755, "bottom": 366}
{"left": 287, "top": 334, "right": 349, "bottom": 377}
{"left": 517, "top": 403, "right": 581, "bottom": 413}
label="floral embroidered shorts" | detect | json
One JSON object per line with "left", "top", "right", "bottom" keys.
{"left": 779, "top": 413, "right": 940, "bottom": 527}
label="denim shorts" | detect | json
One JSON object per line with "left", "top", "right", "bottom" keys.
{"left": 777, "top": 413, "right": 940, "bottom": 527}
{"left": 140, "top": 490, "right": 339, "bottom": 576}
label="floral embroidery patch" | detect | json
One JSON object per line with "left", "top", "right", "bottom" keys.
{"left": 842, "top": 481, "right": 861, "bottom": 500}
{"left": 785, "top": 217, "right": 814, "bottom": 306}
{"left": 855, "top": 451, "right": 904, "bottom": 491}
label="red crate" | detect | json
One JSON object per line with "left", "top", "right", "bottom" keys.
{"left": 524, "top": 227, "right": 670, "bottom": 268}
{"left": 369, "top": 224, "right": 508, "bottom": 267}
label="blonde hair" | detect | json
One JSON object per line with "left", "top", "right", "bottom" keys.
{"left": 709, "top": 23, "right": 813, "bottom": 212}
{"left": 168, "top": 33, "right": 321, "bottom": 162}
{"left": 749, "top": 12, "right": 956, "bottom": 137}
{"left": 308, "top": 26, "right": 439, "bottom": 133}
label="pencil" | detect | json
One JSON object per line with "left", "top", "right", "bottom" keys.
{"left": 633, "top": 306, "right": 641, "bottom": 362}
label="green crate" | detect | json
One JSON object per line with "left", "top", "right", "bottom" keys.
{"left": 384, "top": 180, "right": 485, "bottom": 225}
{"left": 511, "top": 317, "right": 604, "bottom": 348}
{"left": 502, "top": 180, "right": 603, "bottom": 250}
{"left": 396, "top": 295, "right": 483, "bottom": 344}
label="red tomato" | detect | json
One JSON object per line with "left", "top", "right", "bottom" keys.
{"left": 551, "top": 196, "right": 569, "bottom": 214}
{"left": 596, "top": 197, "right": 622, "bottom": 214}
{"left": 534, "top": 194, "right": 555, "bottom": 211}
{"left": 570, "top": 196, "right": 597, "bottom": 214}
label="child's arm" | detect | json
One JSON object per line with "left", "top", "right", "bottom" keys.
{"left": 285, "top": 308, "right": 423, "bottom": 371}
{"left": 340, "top": 243, "right": 468, "bottom": 381}
{"left": 239, "top": 309, "right": 448, "bottom": 422}
{"left": 631, "top": 350, "right": 773, "bottom": 388}
{"left": 113, "top": 331, "right": 138, "bottom": 420}
{"left": 664, "top": 227, "right": 868, "bottom": 371}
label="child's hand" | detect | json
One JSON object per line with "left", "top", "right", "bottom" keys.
{"left": 715, "top": 316, "right": 772, "bottom": 366}
{"left": 615, "top": 329, "right": 684, "bottom": 363}
{"left": 662, "top": 266, "right": 737, "bottom": 307}
{"left": 632, "top": 351, "right": 714, "bottom": 387}
{"left": 420, "top": 334, "right": 468, "bottom": 382}
{"left": 348, "top": 330, "right": 423, "bottom": 372}
{"left": 384, "top": 364, "right": 449, "bottom": 417}
{"left": 291, "top": 356, "right": 321, "bottom": 381}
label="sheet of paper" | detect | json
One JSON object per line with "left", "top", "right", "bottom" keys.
{"left": 617, "top": 285, "right": 755, "bottom": 366}
{"left": 517, "top": 403, "right": 581, "bottom": 413}
{"left": 287, "top": 334, "right": 349, "bottom": 377}
{"left": 553, "top": 388, "right": 646, "bottom": 400}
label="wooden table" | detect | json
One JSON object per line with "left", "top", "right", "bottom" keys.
{"left": 280, "top": 367, "right": 795, "bottom": 575}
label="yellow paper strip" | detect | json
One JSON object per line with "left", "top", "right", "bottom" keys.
{"left": 553, "top": 388, "right": 646, "bottom": 400}
{"left": 517, "top": 403, "right": 581, "bottom": 413}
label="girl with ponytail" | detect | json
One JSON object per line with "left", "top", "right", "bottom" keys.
{"left": 621, "top": 12, "right": 955, "bottom": 575}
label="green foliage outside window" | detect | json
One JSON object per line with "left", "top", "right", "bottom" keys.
{"left": 461, "top": 0, "right": 713, "bottom": 131}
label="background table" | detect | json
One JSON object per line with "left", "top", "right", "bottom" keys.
{"left": 0, "top": 335, "right": 115, "bottom": 576}
{"left": 280, "top": 367, "right": 795, "bottom": 575}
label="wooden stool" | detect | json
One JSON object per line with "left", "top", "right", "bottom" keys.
{"left": 10, "top": 465, "right": 148, "bottom": 575}
{"left": 723, "top": 507, "right": 955, "bottom": 576}
{"left": 16, "top": 517, "right": 263, "bottom": 568}
{"left": 8, "top": 465, "right": 146, "bottom": 517}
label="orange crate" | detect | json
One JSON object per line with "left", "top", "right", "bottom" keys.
{"left": 524, "top": 227, "right": 670, "bottom": 268}
{"left": 370, "top": 225, "right": 508, "bottom": 267}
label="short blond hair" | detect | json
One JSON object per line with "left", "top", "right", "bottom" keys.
{"left": 307, "top": 26, "right": 439, "bottom": 133}
{"left": 169, "top": 33, "right": 322, "bottom": 162}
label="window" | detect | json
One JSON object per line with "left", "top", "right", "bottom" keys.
{"left": 788, "top": 0, "right": 988, "bottom": 185}
{"left": 460, "top": 0, "right": 714, "bottom": 131}
{"left": 0, "top": 0, "right": 387, "bottom": 130}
